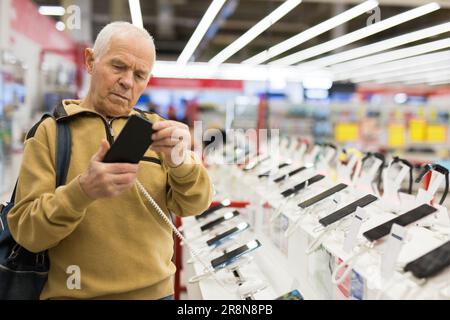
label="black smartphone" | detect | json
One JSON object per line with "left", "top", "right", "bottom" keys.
{"left": 273, "top": 166, "right": 308, "bottom": 183}
{"left": 403, "top": 240, "right": 450, "bottom": 279}
{"left": 210, "top": 239, "right": 261, "bottom": 270}
{"left": 206, "top": 222, "right": 250, "bottom": 247}
{"left": 363, "top": 204, "right": 437, "bottom": 242}
{"left": 103, "top": 115, "right": 153, "bottom": 163}
{"left": 200, "top": 210, "right": 240, "bottom": 232}
{"left": 319, "top": 194, "right": 378, "bottom": 227}
{"left": 298, "top": 183, "right": 348, "bottom": 209}
{"left": 196, "top": 200, "right": 230, "bottom": 221}
{"left": 258, "top": 163, "right": 290, "bottom": 178}
{"left": 280, "top": 174, "right": 325, "bottom": 198}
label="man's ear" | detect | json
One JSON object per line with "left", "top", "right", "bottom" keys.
{"left": 85, "top": 48, "right": 95, "bottom": 74}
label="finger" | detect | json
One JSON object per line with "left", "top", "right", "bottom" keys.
{"left": 151, "top": 126, "right": 176, "bottom": 141}
{"left": 150, "top": 145, "right": 175, "bottom": 153}
{"left": 153, "top": 129, "right": 190, "bottom": 144}
{"left": 110, "top": 173, "right": 137, "bottom": 185}
{"left": 104, "top": 163, "right": 139, "bottom": 174}
{"left": 152, "top": 120, "right": 187, "bottom": 131}
{"left": 92, "top": 139, "right": 110, "bottom": 162}
{"left": 152, "top": 138, "right": 180, "bottom": 148}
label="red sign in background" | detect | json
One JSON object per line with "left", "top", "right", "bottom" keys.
{"left": 148, "top": 77, "right": 244, "bottom": 90}
{"left": 9, "top": 0, "right": 76, "bottom": 52}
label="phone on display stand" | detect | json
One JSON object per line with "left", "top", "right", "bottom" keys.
{"left": 403, "top": 240, "right": 450, "bottom": 279}
{"left": 319, "top": 194, "right": 378, "bottom": 227}
{"left": 200, "top": 210, "right": 240, "bottom": 232}
{"left": 280, "top": 174, "right": 325, "bottom": 198}
{"left": 363, "top": 204, "right": 437, "bottom": 242}
{"left": 206, "top": 222, "right": 250, "bottom": 247}
{"left": 298, "top": 183, "right": 348, "bottom": 209}
{"left": 210, "top": 240, "right": 262, "bottom": 270}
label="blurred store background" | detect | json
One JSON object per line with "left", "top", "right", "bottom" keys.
{"left": 0, "top": 0, "right": 449, "bottom": 202}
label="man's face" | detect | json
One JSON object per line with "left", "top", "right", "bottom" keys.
{"left": 85, "top": 33, "right": 155, "bottom": 117}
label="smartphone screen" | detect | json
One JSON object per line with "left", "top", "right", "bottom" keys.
{"left": 206, "top": 222, "right": 250, "bottom": 247}
{"left": 273, "top": 166, "right": 307, "bottom": 183}
{"left": 298, "top": 183, "right": 348, "bottom": 209}
{"left": 319, "top": 194, "right": 378, "bottom": 227}
{"left": 403, "top": 240, "right": 450, "bottom": 279}
{"left": 281, "top": 174, "right": 325, "bottom": 198}
{"left": 200, "top": 211, "right": 240, "bottom": 232}
{"left": 210, "top": 240, "right": 261, "bottom": 270}
{"left": 363, "top": 204, "right": 437, "bottom": 242}
{"left": 103, "top": 115, "right": 153, "bottom": 163}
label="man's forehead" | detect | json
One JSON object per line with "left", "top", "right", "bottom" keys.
{"left": 105, "top": 35, "right": 154, "bottom": 64}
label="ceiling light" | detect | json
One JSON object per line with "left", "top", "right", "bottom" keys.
{"left": 270, "top": 2, "right": 440, "bottom": 66}
{"left": 303, "top": 21, "right": 450, "bottom": 70}
{"left": 428, "top": 79, "right": 450, "bottom": 86}
{"left": 351, "top": 61, "right": 450, "bottom": 83}
{"left": 55, "top": 21, "right": 66, "bottom": 31}
{"left": 334, "top": 50, "right": 450, "bottom": 80}
{"left": 39, "top": 6, "right": 65, "bottom": 16}
{"left": 128, "top": 0, "right": 143, "bottom": 28}
{"left": 209, "top": 0, "right": 303, "bottom": 65}
{"left": 375, "top": 69, "right": 450, "bottom": 84}
{"left": 242, "top": 0, "right": 378, "bottom": 65}
{"left": 331, "top": 37, "right": 450, "bottom": 75}
{"left": 177, "top": 0, "right": 226, "bottom": 65}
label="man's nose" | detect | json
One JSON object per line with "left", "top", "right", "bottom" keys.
{"left": 118, "top": 70, "right": 133, "bottom": 90}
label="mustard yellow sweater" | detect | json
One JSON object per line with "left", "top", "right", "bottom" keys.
{"left": 7, "top": 100, "right": 212, "bottom": 299}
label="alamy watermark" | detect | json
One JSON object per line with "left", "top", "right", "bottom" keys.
{"left": 66, "top": 265, "right": 81, "bottom": 290}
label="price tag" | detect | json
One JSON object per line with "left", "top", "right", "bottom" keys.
{"left": 343, "top": 207, "right": 367, "bottom": 253}
{"left": 380, "top": 224, "right": 406, "bottom": 280}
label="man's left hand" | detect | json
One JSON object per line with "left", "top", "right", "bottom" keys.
{"left": 151, "top": 120, "right": 191, "bottom": 167}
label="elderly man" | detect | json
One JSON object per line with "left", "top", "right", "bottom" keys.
{"left": 7, "top": 22, "right": 212, "bottom": 299}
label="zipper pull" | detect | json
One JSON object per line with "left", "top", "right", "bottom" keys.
{"left": 108, "top": 120, "right": 115, "bottom": 140}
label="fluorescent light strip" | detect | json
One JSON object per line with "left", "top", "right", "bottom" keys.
{"left": 177, "top": 0, "right": 227, "bottom": 65}
{"left": 242, "top": 0, "right": 378, "bottom": 65}
{"left": 128, "top": 0, "right": 143, "bottom": 28}
{"left": 428, "top": 79, "right": 450, "bottom": 85}
{"left": 405, "top": 73, "right": 450, "bottom": 85}
{"left": 209, "top": 0, "right": 302, "bottom": 65}
{"left": 331, "top": 37, "right": 450, "bottom": 75}
{"left": 352, "top": 63, "right": 450, "bottom": 82}
{"left": 375, "top": 69, "right": 450, "bottom": 84}
{"left": 38, "top": 6, "right": 65, "bottom": 16}
{"left": 152, "top": 60, "right": 332, "bottom": 82}
{"left": 334, "top": 50, "right": 450, "bottom": 80}
{"left": 270, "top": 2, "right": 440, "bottom": 66}
{"left": 301, "top": 22, "right": 450, "bottom": 70}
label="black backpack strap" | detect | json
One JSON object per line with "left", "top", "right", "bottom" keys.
{"left": 55, "top": 120, "right": 71, "bottom": 187}
{"left": 9, "top": 110, "right": 71, "bottom": 203}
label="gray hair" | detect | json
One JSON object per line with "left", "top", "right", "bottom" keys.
{"left": 92, "top": 21, "right": 155, "bottom": 62}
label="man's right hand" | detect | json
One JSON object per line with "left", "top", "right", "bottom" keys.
{"left": 79, "top": 139, "right": 139, "bottom": 199}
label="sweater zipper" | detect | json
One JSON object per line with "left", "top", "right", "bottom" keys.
{"left": 106, "top": 118, "right": 115, "bottom": 144}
